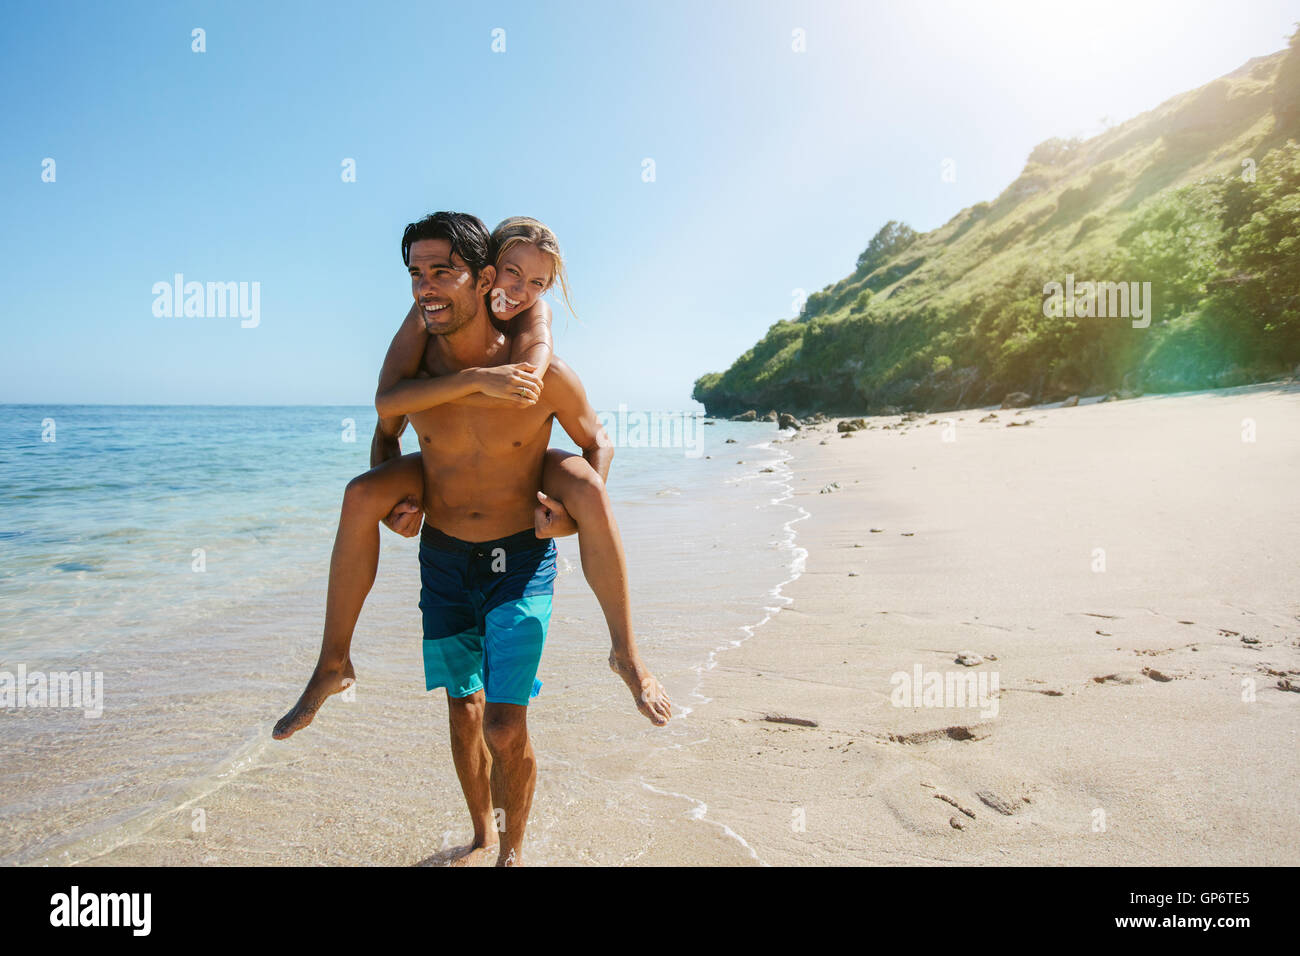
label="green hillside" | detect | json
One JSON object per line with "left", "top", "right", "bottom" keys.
{"left": 694, "top": 32, "right": 1300, "bottom": 416}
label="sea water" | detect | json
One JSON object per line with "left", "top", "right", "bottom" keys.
{"left": 0, "top": 405, "right": 803, "bottom": 865}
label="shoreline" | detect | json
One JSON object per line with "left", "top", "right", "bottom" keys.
{"left": 647, "top": 381, "right": 1300, "bottom": 865}
{"left": 5, "top": 385, "right": 1297, "bottom": 865}
{"left": 631, "top": 439, "right": 810, "bottom": 865}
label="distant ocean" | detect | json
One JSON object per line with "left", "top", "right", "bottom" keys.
{"left": 0, "top": 405, "right": 803, "bottom": 865}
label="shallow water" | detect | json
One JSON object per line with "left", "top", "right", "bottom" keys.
{"left": 0, "top": 405, "right": 802, "bottom": 865}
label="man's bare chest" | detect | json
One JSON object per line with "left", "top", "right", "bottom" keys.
{"left": 415, "top": 339, "right": 557, "bottom": 452}
{"left": 409, "top": 400, "right": 555, "bottom": 454}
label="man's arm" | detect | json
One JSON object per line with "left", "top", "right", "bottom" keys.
{"left": 546, "top": 356, "right": 613, "bottom": 483}
{"left": 371, "top": 303, "right": 425, "bottom": 465}
{"left": 367, "top": 310, "right": 422, "bottom": 534}
{"left": 371, "top": 414, "right": 406, "bottom": 467}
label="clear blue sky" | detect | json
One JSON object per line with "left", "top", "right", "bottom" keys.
{"left": 3, "top": 0, "right": 1297, "bottom": 409}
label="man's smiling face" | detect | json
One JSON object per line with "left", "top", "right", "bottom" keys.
{"left": 408, "top": 238, "right": 494, "bottom": 336}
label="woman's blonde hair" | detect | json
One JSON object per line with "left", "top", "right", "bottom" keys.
{"left": 490, "top": 216, "right": 577, "bottom": 319}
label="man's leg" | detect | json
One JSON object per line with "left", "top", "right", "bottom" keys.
{"left": 445, "top": 689, "right": 498, "bottom": 866}
{"left": 540, "top": 449, "right": 671, "bottom": 726}
{"left": 482, "top": 702, "right": 535, "bottom": 866}
{"left": 274, "top": 453, "right": 425, "bottom": 739}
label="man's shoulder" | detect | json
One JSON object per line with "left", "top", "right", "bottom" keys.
{"left": 543, "top": 355, "right": 585, "bottom": 391}
{"left": 541, "top": 355, "right": 593, "bottom": 414}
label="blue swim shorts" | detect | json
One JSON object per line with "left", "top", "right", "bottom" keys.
{"left": 418, "top": 523, "right": 557, "bottom": 706}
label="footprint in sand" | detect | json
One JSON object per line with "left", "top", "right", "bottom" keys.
{"left": 763, "top": 714, "right": 819, "bottom": 727}
{"left": 1003, "top": 686, "right": 1065, "bottom": 696}
{"left": 976, "top": 790, "right": 1031, "bottom": 817}
{"left": 1092, "top": 669, "right": 1182, "bottom": 685}
{"left": 886, "top": 725, "right": 990, "bottom": 745}
{"left": 1141, "top": 667, "right": 1179, "bottom": 682}
{"left": 935, "top": 793, "right": 976, "bottom": 819}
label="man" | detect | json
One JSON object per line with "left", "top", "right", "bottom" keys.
{"left": 371, "top": 212, "right": 663, "bottom": 866}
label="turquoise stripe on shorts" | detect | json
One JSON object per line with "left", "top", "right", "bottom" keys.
{"left": 421, "top": 595, "right": 553, "bottom": 704}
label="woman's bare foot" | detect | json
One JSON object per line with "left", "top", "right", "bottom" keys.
{"left": 608, "top": 651, "right": 672, "bottom": 726}
{"left": 273, "top": 658, "right": 356, "bottom": 740}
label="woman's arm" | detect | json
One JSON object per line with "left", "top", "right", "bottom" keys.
{"left": 374, "top": 303, "right": 493, "bottom": 418}
{"left": 378, "top": 367, "right": 544, "bottom": 418}
{"left": 374, "top": 304, "right": 543, "bottom": 418}
{"left": 508, "top": 298, "right": 554, "bottom": 377}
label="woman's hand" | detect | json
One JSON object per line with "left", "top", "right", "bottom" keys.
{"left": 534, "top": 490, "right": 578, "bottom": 538}
{"left": 382, "top": 495, "right": 422, "bottom": 537}
{"left": 474, "top": 363, "right": 544, "bottom": 406}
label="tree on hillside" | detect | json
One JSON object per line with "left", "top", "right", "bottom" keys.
{"left": 855, "top": 220, "right": 918, "bottom": 273}
{"left": 1227, "top": 141, "right": 1300, "bottom": 340}
{"left": 1026, "top": 137, "right": 1083, "bottom": 166}
{"left": 1118, "top": 182, "right": 1223, "bottom": 324}
{"left": 1275, "top": 23, "right": 1300, "bottom": 133}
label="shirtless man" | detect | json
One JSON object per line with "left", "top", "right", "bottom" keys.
{"left": 370, "top": 212, "right": 667, "bottom": 866}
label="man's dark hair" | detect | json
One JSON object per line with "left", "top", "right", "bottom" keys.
{"left": 401, "top": 212, "right": 492, "bottom": 278}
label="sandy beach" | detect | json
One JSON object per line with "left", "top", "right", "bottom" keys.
{"left": 640, "top": 382, "right": 1300, "bottom": 865}
{"left": 36, "top": 382, "right": 1295, "bottom": 867}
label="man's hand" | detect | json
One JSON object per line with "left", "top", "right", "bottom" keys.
{"left": 534, "top": 490, "right": 578, "bottom": 538}
{"left": 382, "top": 495, "right": 422, "bottom": 537}
{"left": 476, "top": 363, "right": 544, "bottom": 406}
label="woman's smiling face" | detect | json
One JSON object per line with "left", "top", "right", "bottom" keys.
{"left": 490, "top": 242, "right": 553, "bottom": 319}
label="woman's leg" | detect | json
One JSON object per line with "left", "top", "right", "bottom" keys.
{"left": 274, "top": 452, "right": 426, "bottom": 739}
{"left": 539, "top": 449, "right": 671, "bottom": 726}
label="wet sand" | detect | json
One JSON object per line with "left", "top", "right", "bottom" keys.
{"left": 640, "top": 382, "right": 1300, "bottom": 864}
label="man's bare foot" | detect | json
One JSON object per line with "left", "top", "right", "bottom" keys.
{"left": 496, "top": 847, "right": 523, "bottom": 867}
{"left": 273, "top": 658, "right": 355, "bottom": 740}
{"left": 447, "top": 841, "right": 499, "bottom": 867}
{"left": 609, "top": 651, "right": 672, "bottom": 726}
